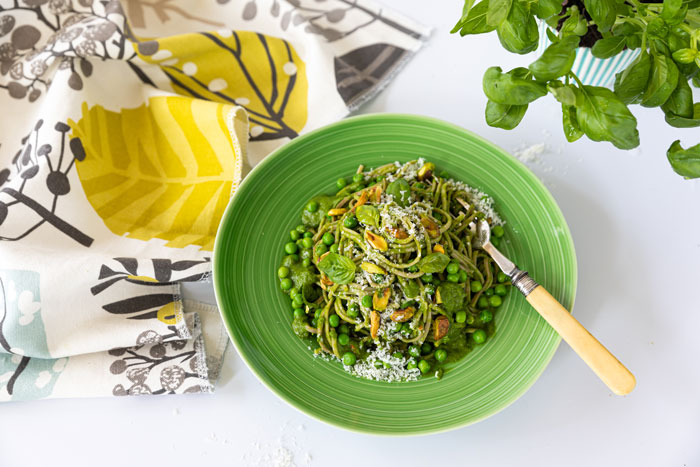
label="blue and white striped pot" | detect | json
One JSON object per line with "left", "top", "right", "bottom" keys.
{"left": 537, "top": 22, "right": 640, "bottom": 88}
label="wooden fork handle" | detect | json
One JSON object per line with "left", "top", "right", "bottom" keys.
{"left": 526, "top": 286, "right": 636, "bottom": 396}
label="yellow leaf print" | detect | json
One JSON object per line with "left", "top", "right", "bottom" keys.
{"left": 68, "top": 96, "right": 247, "bottom": 251}
{"left": 156, "top": 302, "right": 180, "bottom": 325}
{"left": 136, "top": 31, "right": 308, "bottom": 141}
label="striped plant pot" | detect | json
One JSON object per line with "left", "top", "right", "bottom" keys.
{"left": 537, "top": 22, "right": 640, "bottom": 87}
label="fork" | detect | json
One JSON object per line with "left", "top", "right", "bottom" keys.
{"left": 473, "top": 219, "right": 636, "bottom": 396}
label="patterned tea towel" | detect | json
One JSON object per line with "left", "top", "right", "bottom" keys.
{"left": 0, "top": 0, "right": 429, "bottom": 401}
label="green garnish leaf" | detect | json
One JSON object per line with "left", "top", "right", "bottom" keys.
{"left": 318, "top": 252, "right": 356, "bottom": 284}
{"left": 418, "top": 253, "right": 450, "bottom": 273}
{"left": 386, "top": 179, "right": 411, "bottom": 206}
{"left": 667, "top": 140, "right": 700, "bottom": 178}
{"left": 356, "top": 205, "right": 380, "bottom": 227}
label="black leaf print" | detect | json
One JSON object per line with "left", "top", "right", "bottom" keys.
{"left": 68, "top": 71, "right": 83, "bottom": 90}
{"left": 98, "top": 265, "right": 120, "bottom": 279}
{"left": 90, "top": 275, "right": 123, "bottom": 295}
{"left": 114, "top": 257, "right": 138, "bottom": 275}
{"left": 326, "top": 8, "right": 345, "bottom": 22}
{"left": 271, "top": 0, "right": 280, "bottom": 17}
{"left": 11, "top": 25, "right": 41, "bottom": 50}
{"left": 334, "top": 43, "right": 408, "bottom": 108}
{"left": 79, "top": 58, "right": 92, "bottom": 77}
{"left": 281, "top": 10, "right": 291, "bottom": 30}
{"left": 102, "top": 293, "right": 173, "bottom": 314}
{"left": 160, "top": 366, "right": 185, "bottom": 391}
{"left": 0, "top": 168, "right": 10, "bottom": 186}
{"left": 0, "top": 16, "right": 15, "bottom": 37}
{"left": 242, "top": 0, "right": 257, "bottom": 20}
{"left": 7, "top": 81, "right": 26, "bottom": 98}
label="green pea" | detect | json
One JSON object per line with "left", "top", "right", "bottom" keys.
{"left": 348, "top": 303, "right": 360, "bottom": 315}
{"left": 293, "top": 308, "right": 305, "bottom": 319}
{"left": 497, "top": 272, "right": 508, "bottom": 283}
{"left": 435, "top": 349, "right": 447, "bottom": 362}
{"left": 347, "top": 306, "right": 359, "bottom": 319}
{"left": 478, "top": 296, "right": 489, "bottom": 309}
{"left": 373, "top": 274, "right": 384, "bottom": 282}
{"left": 330, "top": 244, "right": 339, "bottom": 253}
{"left": 424, "top": 284, "right": 436, "bottom": 295}
{"left": 292, "top": 301, "right": 303, "bottom": 310}
{"left": 300, "top": 248, "right": 311, "bottom": 260}
{"left": 342, "top": 352, "right": 356, "bottom": 366}
{"left": 306, "top": 200, "right": 318, "bottom": 212}
{"left": 376, "top": 175, "right": 385, "bottom": 181}
{"left": 295, "top": 224, "right": 305, "bottom": 233}
{"left": 392, "top": 352, "right": 403, "bottom": 360}
{"left": 343, "top": 215, "right": 358, "bottom": 228}
{"left": 338, "top": 333, "right": 350, "bottom": 346}
{"left": 480, "top": 309, "right": 493, "bottom": 323}
{"left": 352, "top": 173, "right": 364, "bottom": 183}
{"left": 408, "top": 345, "right": 421, "bottom": 357}
{"left": 435, "top": 368, "right": 444, "bottom": 380}
{"left": 304, "top": 231, "right": 313, "bottom": 238}
{"left": 290, "top": 230, "right": 300, "bottom": 241}
{"left": 422, "top": 273, "right": 433, "bottom": 283}
{"left": 374, "top": 361, "right": 384, "bottom": 369}
{"left": 293, "top": 295, "right": 304, "bottom": 307}
{"left": 311, "top": 318, "right": 318, "bottom": 327}
{"left": 314, "top": 309, "right": 322, "bottom": 319}
{"left": 322, "top": 232, "right": 334, "bottom": 246}
{"left": 407, "top": 360, "right": 418, "bottom": 370}
{"left": 494, "top": 284, "right": 507, "bottom": 296}
{"left": 491, "top": 236, "right": 500, "bottom": 247}
{"left": 329, "top": 314, "right": 340, "bottom": 327}
{"left": 383, "top": 362, "right": 392, "bottom": 369}
{"left": 472, "top": 329, "right": 487, "bottom": 344}
{"left": 284, "top": 242, "right": 298, "bottom": 254}
{"left": 408, "top": 265, "right": 419, "bottom": 273}
{"left": 289, "top": 288, "right": 300, "bottom": 298}
{"left": 446, "top": 262, "right": 460, "bottom": 275}
{"left": 414, "top": 182, "right": 426, "bottom": 189}
{"left": 316, "top": 244, "right": 327, "bottom": 255}
{"left": 467, "top": 315, "right": 475, "bottom": 325}
{"left": 447, "top": 273, "right": 459, "bottom": 283}
{"left": 280, "top": 278, "right": 292, "bottom": 290}
{"left": 492, "top": 225, "right": 505, "bottom": 238}
{"left": 295, "top": 239, "right": 304, "bottom": 248}
{"left": 458, "top": 270, "right": 468, "bottom": 283}
{"left": 455, "top": 310, "right": 467, "bottom": 323}
{"left": 485, "top": 288, "right": 494, "bottom": 297}
{"left": 301, "top": 237, "right": 313, "bottom": 249}
{"left": 420, "top": 342, "right": 432, "bottom": 355}
{"left": 277, "top": 266, "right": 290, "bottom": 279}
{"left": 489, "top": 295, "right": 503, "bottom": 307}
{"left": 302, "top": 258, "right": 311, "bottom": 267}
{"left": 470, "top": 280, "right": 482, "bottom": 293}
{"left": 336, "top": 177, "right": 347, "bottom": 189}
{"left": 418, "top": 360, "right": 431, "bottom": 374}
{"left": 338, "top": 324, "right": 350, "bottom": 334}
{"left": 361, "top": 295, "right": 373, "bottom": 308}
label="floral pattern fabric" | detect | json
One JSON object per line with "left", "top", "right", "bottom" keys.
{"left": 0, "top": 0, "right": 429, "bottom": 401}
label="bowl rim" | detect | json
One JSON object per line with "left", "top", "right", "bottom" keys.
{"left": 213, "top": 112, "right": 578, "bottom": 436}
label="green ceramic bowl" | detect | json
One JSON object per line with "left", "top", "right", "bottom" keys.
{"left": 213, "top": 114, "right": 577, "bottom": 435}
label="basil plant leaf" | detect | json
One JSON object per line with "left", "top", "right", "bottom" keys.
{"left": 496, "top": 0, "right": 539, "bottom": 54}
{"left": 584, "top": 0, "right": 616, "bottom": 31}
{"left": 665, "top": 103, "right": 700, "bottom": 128}
{"left": 486, "top": 0, "right": 512, "bottom": 27}
{"left": 454, "top": 0, "right": 496, "bottom": 35}
{"left": 485, "top": 100, "right": 528, "bottom": 129}
{"left": 356, "top": 205, "right": 380, "bottom": 227}
{"left": 317, "top": 252, "right": 356, "bottom": 284}
{"left": 562, "top": 104, "right": 584, "bottom": 142}
{"left": 529, "top": 35, "right": 580, "bottom": 80}
{"left": 452, "top": 0, "right": 478, "bottom": 32}
{"left": 560, "top": 6, "right": 588, "bottom": 36}
{"left": 667, "top": 140, "right": 700, "bottom": 178}
{"left": 548, "top": 82, "right": 577, "bottom": 106}
{"left": 483, "top": 66, "right": 547, "bottom": 105}
{"left": 672, "top": 48, "right": 699, "bottom": 64}
{"left": 591, "top": 36, "right": 627, "bottom": 59}
{"left": 418, "top": 253, "right": 450, "bottom": 273}
{"left": 614, "top": 51, "right": 651, "bottom": 104}
{"left": 535, "top": 0, "right": 563, "bottom": 19}
{"left": 641, "top": 53, "right": 680, "bottom": 108}
{"left": 575, "top": 85, "right": 640, "bottom": 150}
{"left": 386, "top": 179, "right": 411, "bottom": 206}
{"left": 661, "top": 78, "right": 694, "bottom": 118}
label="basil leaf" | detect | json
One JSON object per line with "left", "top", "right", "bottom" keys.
{"left": 452, "top": 0, "right": 478, "bottom": 32}
{"left": 496, "top": 0, "right": 539, "bottom": 54}
{"left": 694, "top": 75, "right": 700, "bottom": 88}
{"left": 672, "top": 48, "right": 699, "bottom": 64}
{"left": 661, "top": 0, "right": 685, "bottom": 23}
{"left": 485, "top": 100, "right": 528, "bottom": 129}
{"left": 667, "top": 140, "right": 700, "bottom": 178}
{"left": 529, "top": 35, "right": 580, "bottom": 80}
{"left": 562, "top": 104, "right": 584, "bottom": 142}
{"left": 437, "top": 282, "right": 467, "bottom": 313}
{"left": 386, "top": 179, "right": 411, "bottom": 206}
{"left": 575, "top": 85, "right": 640, "bottom": 149}
{"left": 535, "top": 0, "right": 562, "bottom": 19}
{"left": 668, "top": 26, "right": 690, "bottom": 53}
{"left": 548, "top": 82, "right": 577, "bottom": 106}
{"left": 614, "top": 51, "right": 651, "bottom": 104}
{"left": 647, "top": 17, "right": 669, "bottom": 39}
{"left": 356, "top": 205, "right": 380, "bottom": 227}
{"left": 487, "top": 0, "right": 512, "bottom": 26}
{"left": 483, "top": 66, "right": 547, "bottom": 105}
{"left": 626, "top": 34, "right": 642, "bottom": 49}
{"left": 661, "top": 78, "right": 694, "bottom": 118}
{"left": 665, "top": 103, "right": 700, "bottom": 128}
{"left": 584, "top": 0, "right": 616, "bottom": 31}
{"left": 559, "top": 6, "right": 588, "bottom": 36}
{"left": 317, "top": 252, "right": 356, "bottom": 284}
{"left": 454, "top": 1, "right": 496, "bottom": 35}
{"left": 591, "top": 36, "right": 627, "bottom": 59}
{"left": 641, "top": 53, "right": 679, "bottom": 108}
{"left": 398, "top": 277, "right": 420, "bottom": 299}
{"left": 418, "top": 253, "right": 450, "bottom": 273}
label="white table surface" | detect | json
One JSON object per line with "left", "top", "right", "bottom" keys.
{"left": 2, "top": 2, "right": 699, "bottom": 465}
